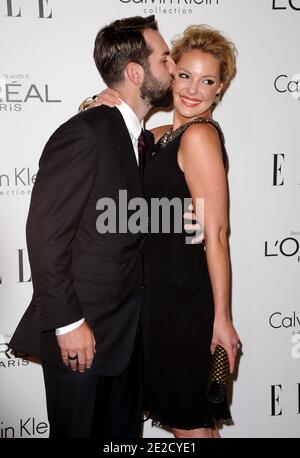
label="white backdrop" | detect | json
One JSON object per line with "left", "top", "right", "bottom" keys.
{"left": 1, "top": 0, "right": 300, "bottom": 439}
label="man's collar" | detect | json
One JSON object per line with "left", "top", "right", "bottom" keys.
{"left": 116, "top": 99, "right": 143, "bottom": 139}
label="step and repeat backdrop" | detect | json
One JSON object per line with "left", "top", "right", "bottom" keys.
{"left": 1, "top": 0, "right": 300, "bottom": 438}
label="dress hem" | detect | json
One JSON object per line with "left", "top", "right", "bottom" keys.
{"left": 143, "top": 405, "right": 232, "bottom": 431}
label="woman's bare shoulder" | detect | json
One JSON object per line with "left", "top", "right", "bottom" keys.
{"left": 151, "top": 124, "right": 172, "bottom": 143}
{"left": 180, "top": 122, "right": 221, "bottom": 152}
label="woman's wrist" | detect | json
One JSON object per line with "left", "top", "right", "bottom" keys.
{"left": 214, "top": 311, "right": 231, "bottom": 322}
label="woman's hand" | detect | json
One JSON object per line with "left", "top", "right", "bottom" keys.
{"left": 94, "top": 88, "right": 121, "bottom": 107}
{"left": 210, "top": 316, "right": 240, "bottom": 374}
{"left": 83, "top": 88, "right": 121, "bottom": 111}
{"left": 79, "top": 88, "right": 121, "bottom": 112}
{"left": 183, "top": 203, "right": 204, "bottom": 246}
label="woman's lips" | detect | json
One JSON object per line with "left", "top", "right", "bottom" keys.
{"left": 179, "top": 95, "right": 201, "bottom": 107}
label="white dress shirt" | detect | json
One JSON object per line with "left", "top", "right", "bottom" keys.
{"left": 116, "top": 99, "right": 143, "bottom": 164}
{"left": 56, "top": 100, "right": 143, "bottom": 336}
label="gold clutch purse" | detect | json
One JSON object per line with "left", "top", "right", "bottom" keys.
{"left": 207, "top": 345, "right": 230, "bottom": 404}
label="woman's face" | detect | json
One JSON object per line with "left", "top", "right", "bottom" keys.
{"left": 172, "top": 49, "right": 223, "bottom": 120}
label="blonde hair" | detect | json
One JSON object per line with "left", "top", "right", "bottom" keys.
{"left": 171, "top": 25, "right": 237, "bottom": 93}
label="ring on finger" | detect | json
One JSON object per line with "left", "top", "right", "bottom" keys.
{"left": 68, "top": 354, "right": 78, "bottom": 361}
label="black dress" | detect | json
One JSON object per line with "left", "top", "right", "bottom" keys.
{"left": 142, "top": 117, "right": 231, "bottom": 430}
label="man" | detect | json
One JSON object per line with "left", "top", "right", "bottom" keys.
{"left": 9, "top": 15, "right": 176, "bottom": 439}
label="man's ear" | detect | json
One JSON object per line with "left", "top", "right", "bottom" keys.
{"left": 125, "top": 62, "right": 144, "bottom": 86}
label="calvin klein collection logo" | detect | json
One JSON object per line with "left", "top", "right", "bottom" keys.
{"left": 0, "top": 418, "right": 49, "bottom": 438}
{"left": 269, "top": 311, "right": 300, "bottom": 329}
{"left": 272, "top": 0, "right": 300, "bottom": 10}
{"left": 268, "top": 311, "right": 300, "bottom": 359}
{"left": 119, "top": 0, "right": 220, "bottom": 16}
{"left": 274, "top": 74, "right": 300, "bottom": 102}
{"left": 1, "top": 0, "right": 52, "bottom": 18}
{"left": 0, "top": 73, "right": 61, "bottom": 112}
{"left": 0, "top": 168, "right": 36, "bottom": 197}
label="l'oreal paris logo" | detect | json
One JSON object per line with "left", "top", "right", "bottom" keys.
{"left": 272, "top": 0, "right": 300, "bottom": 10}
{"left": 0, "top": 74, "right": 61, "bottom": 112}
{"left": 265, "top": 237, "right": 300, "bottom": 261}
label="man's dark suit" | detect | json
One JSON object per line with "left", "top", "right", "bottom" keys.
{"left": 9, "top": 106, "right": 154, "bottom": 437}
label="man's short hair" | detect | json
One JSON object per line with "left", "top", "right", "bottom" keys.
{"left": 94, "top": 15, "right": 158, "bottom": 86}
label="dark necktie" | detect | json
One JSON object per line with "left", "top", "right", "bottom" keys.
{"left": 138, "top": 130, "right": 147, "bottom": 180}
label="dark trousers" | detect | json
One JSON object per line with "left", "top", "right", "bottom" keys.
{"left": 42, "top": 324, "right": 143, "bottom": 439}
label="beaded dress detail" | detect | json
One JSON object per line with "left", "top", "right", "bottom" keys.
{"left": 157, "top": 116, "right": 224, "bottom": 150}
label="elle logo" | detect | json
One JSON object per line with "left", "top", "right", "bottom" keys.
{"left": 2, "top": 0, "right": 52, "bottom": 18}
{"left": 17, "top": 249, "right": 31, "bottom": 283}
{"left": 272, "top": 154, "right": 285, "bottom": 186}
{"left": 272, "top": 153, "right": 300, "bottom": 187}
{"left": 271, "top": 384, "right": 300, "bottom": 416}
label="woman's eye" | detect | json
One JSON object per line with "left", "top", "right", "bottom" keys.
{"left": 203, "top": 79, "right": 215, "bottom": 85}
{"left": 178, "top": 73, "right": 189, "bottom": 79}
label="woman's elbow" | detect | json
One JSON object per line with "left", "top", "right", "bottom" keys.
{"left": 204, "top": 224, "right": 229, "bottom": 247}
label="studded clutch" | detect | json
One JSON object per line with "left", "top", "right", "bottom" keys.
{"left": 207, "top": 345, "right": 230, "bottom": 404}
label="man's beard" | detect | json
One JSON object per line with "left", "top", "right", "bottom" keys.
{"left": 140, "top": 68, "right": 173, "bottom": 108}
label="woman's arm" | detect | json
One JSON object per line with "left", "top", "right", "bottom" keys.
{"left": 180, "top": 123, "right": 239, "bottom": 373}
{"left": 79, "top": 88, "right": 121, "bottom": 111}
{"left": 79, "top": 92, "right": 172, "bottom": 145}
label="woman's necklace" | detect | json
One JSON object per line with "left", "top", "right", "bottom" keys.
{"left": 158, "top": 116, "right": 223, "bottom": 149}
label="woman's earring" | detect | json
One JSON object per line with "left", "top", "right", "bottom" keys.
{"left": 215, "top": 92, "right": 221, "bottom": 104}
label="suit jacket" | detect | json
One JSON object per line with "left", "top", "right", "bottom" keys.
{"left": 9, "top": 106, "right": 154, "bottom": 376}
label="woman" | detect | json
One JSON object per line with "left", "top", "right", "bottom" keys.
{"left": 84, "top": 25, "right": 240, "bottom": 438}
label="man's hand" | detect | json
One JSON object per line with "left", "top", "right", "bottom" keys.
{"left": 57, "top": 321, "right": 96, "bottom": 373}
{"left": 183, "top": 203, "right": 205, "bottom": 246}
